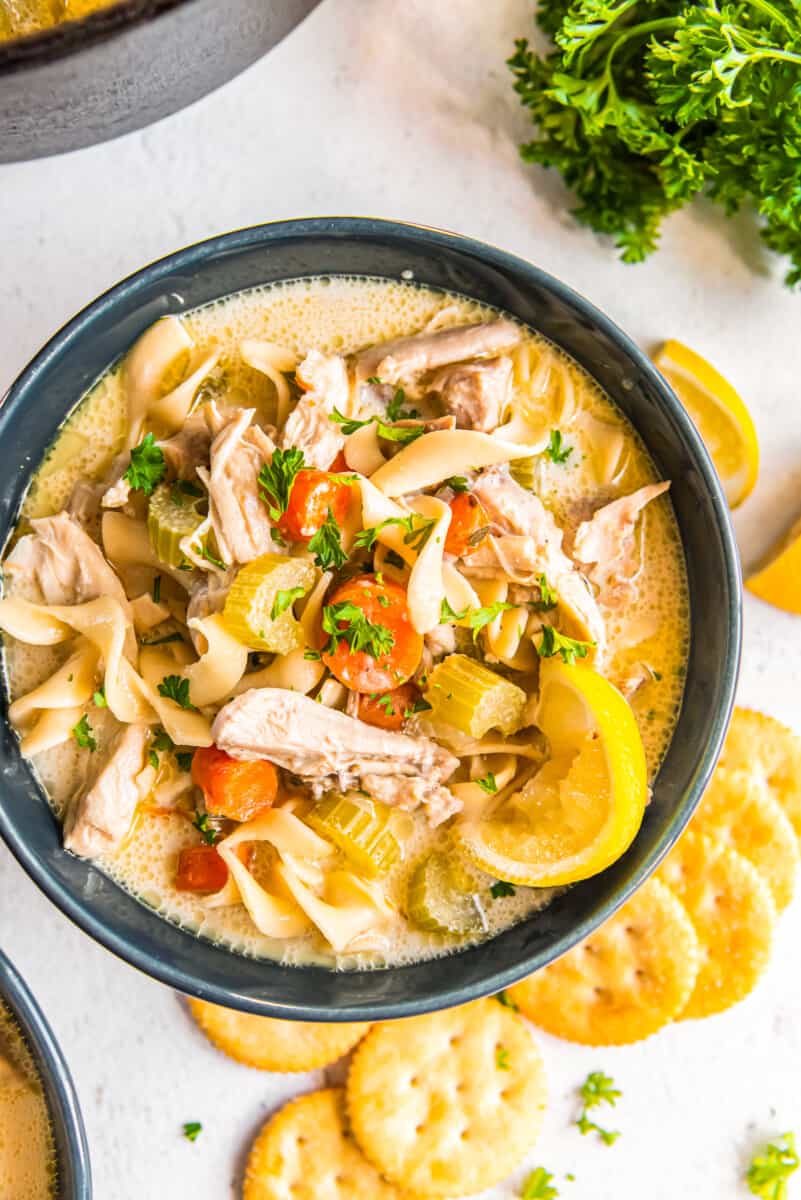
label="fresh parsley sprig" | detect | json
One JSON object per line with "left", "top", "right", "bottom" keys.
{"left": 124, "top": 434, "right": 166, "bottom": 495}
{"left": 158, "top": 675, "right": 197, "bottom": 711}
{"left": 747, "top": 1133, "right": 799, "bottom": 1199}
{"left": 321, "top": 602, "right": 395, "bottom": 659}
{"left": 271, "top": 587, "right": 306, "bottom": 621}
{"left": 330, "top": 408, "right": 426, "bottom": 445}
{"left": 576, "top": 1071, "right": 621, "bottom": 1146}
{"left": 537, "top": 624, "right": 594, "bottom": 665}
{"left": 355, "top": 515, "right": 436, "bottom": 555}
{"left": 257, "top": 447, "right": 305, "bottom": 521}
{"left": 307, "top": 509, "right": 348, "bottom": 570}
{"left": 545, "top": 429, "right": 573, "bottom": 465}
{"left": 72, "top": 714, "right": 97, "bottom": 752}
{"left": 521, "top": 1166, "right": 559, "bottom": 1198}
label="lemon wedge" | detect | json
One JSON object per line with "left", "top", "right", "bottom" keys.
{"left": 746, "top": 514, "right": 801, "bottom": 615}
{"left": 653, "top": 339, "right": 758, "bottom": 508}
{"left": 454, "top": 659, "right": 647, "bottom": 887}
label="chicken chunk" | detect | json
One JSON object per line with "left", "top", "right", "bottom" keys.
{"left": 63, "top": 723, "right": 149, "bottom": 859}
{"left": 573, "top": 482, "right": 671, "bottom": 570}
{"left": 469, "top": 465, "right": 606, "bottom": 655}
{"left": 199, "top": 407, "right": 281, "bottom": 566}
{"left": 357, "top": 319, "right": 521, "bottom": 385}
{"left": 5, "top": 512, "right": 130, "bottom": 610}
{"left": 158, "top": 412, "right": 212, "bottom": 480}
{"left": 279, "top": 350, "right": 349, "bottom": 469}
{"left": 212, "top": 689, "right": 460, "bottom": 825}
{"left": 429, "top": 356, "right": 512, "bottom": 433}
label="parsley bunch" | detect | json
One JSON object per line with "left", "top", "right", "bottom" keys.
{"left": 509, "top": 0, "right": 801, "bottom": 284}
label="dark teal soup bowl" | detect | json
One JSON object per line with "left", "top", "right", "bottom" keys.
{"left": 0, "top": 949, "right": 91, "bottom": 1198}
{"left": 0, "top": 218, "right": 741, "bottom": 1020}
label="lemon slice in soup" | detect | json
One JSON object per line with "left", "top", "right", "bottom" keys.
{"left": 455, "top": 659, "right": 647, "bottom": 886}
{"left": 653, "top": 339, "right": 758, "bottom": 509}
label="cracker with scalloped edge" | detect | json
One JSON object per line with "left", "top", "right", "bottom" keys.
{"left": 509, "top": 878, "right": 699, "bottom": 1045}
{"left": 718, "top": 708, "right": 801, "bottom": 841}
{"left": 187, "top": 999, "right": 369, "bottom": 1072}
{"left": 657, "top": 831, "right": 775, "bottom": 1020}
{"left": 243, "top": 1088, "right": 412, "bottom": 1200}
{"left": 692, "top": 767, "right": 799, "bottom": 910}
{"left": 347, "top": 998, "right": 546, "bottom": 1197}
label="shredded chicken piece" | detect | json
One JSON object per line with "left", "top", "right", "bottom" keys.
{"left": 573, "top": 482, "right": 670, "bottom": 570}
{"left": 6, "top": 512, "right": 130, "bottom": 610}
{"left": 361, "top": 774, "right": 462, "bottom": 826}
{"left": 619, "top": 661, "right": 656, "bottom": 699}
{"left": 158, "top": 412, "right": 212, "bottom": 479}
{"left": 470, "top": 465, "right": 606, "bottom": 654}
{"left": 63, "top": 723, "right": 149, "bottom": 859}
{"left": 425, "top": 623, "right": 456, "bottom": 660}
{"left": 212, "top": 689, "right": 460, "bottom": 825}
{"left": 279, "top": 350, "right": 348, "bottom": 469}
{"left": 357, "top": 319, "right": 521, "bottom": 385}
{"left": 199, "top": 405, "right": 280, "bottom": 566}
{"left": 429, "top": 356, "right": 512, "bottom": 432}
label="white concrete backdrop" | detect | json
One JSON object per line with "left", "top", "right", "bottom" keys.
{"left": 1, "top": 2, "right": 800, "bottom": 1196}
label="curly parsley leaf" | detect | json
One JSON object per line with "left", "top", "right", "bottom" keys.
{"left": 330, "top": 408, "right": 425, "bottom": 445}
{"left": 271, "top": 586, "right": 306, "bottom": 621}
{"left": 545, "top": 429, "right": 573, "bottom": 465}
{"left": 257, "top": 447, "right": 305, "bottom": 521}
{"left": 72, "top": 714, "right": 97, "bottom": 752}
{"left": 158, "top": 675, "right": 197, "bottom": 710}
{"left": 182, "top": 1121, "right": 203, "bottom": 1143}
{"left": 124, "top": 434, "right": 166, "bottom": 495}
{"left": 477, "top": 771, "right": 499, "bottom": 795}
{"left": 534, "top": 573, "right": 558, "bottom": 611}
{"left": 746, "top": 1133, "right": 799, "bottom": 1199}
{"left": 355, "top": 515, "right": 435, "bottom": 555}
{"left": 321, "top": 602, "right": 395, "bottom": 659}
{"left": 490, "top": 880, "right": 516, "bottom": 898}
{"left": 307, "top": 508, "right": 348, "bottom": 571}
{"left": 576, "top": 1070, "right": 621, "bottom": 1145}
{"left": 521, "top": 1166, "right": 559, "bottom": 1198}
{"left": 537, "top": 624, "right": 594, "bottom": 664}
{"left": 466, "top": 601, "right": 515, "bottom": 640}
{"left": 192, "top": 812, "right": 219, "bottom": 846}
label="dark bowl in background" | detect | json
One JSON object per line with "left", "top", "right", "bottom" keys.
{"left": 0, "top": 218, "right": 741, "bottom": 1020}
{"left": 0, "top": 0, "right": 321, "bottom": 163}
{"left": 0, "top": 948, "right": 91, "bottom": 1198}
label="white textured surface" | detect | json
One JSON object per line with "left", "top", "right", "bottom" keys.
{"left": 1, "top": 2, "right": 800, "bottom": 1197}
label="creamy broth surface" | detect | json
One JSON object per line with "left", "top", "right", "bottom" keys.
{"left": 0, "top": 1005, "right": 56, "bottom": 1199}
{"left": 3, "top": 278, "right": 689, "bottom": 968}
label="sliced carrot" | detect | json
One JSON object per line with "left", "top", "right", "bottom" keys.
{"left": 175, "top": 846, "right": 229, "bottom": 894}
{"left": 192, "top": 746, "right": 278, "bottom": 823}
{"left": 353, "top": 683, "right": 420, "bottom": 732}
{"left": 444, "top": 492, "right": 490, "bottom": 557}
{"left": 279, "top": 469, "right": 353, "bottom": 542}
{"left": 321, "top": 575, "right": 423, "bottom": 694}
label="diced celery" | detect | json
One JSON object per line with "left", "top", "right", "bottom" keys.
{"left": 222, "top": 554, "right": 316, "bottom": 653}
{"left": 406, "top": 851, "right": 483, "bottom": 935}
{"left": 306, "top": 793, "right": 400, "bottom": 877}
{"left": 147, "top": 481, "right": 205, "bottom": 568}
{"left": 423, "top": 653, "right": 526, "bottom": 738}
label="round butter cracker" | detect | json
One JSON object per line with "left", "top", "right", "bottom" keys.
{"left": 657, "top": 831, "right": 775, "bottom": 1019}
{"left": 188, "top": 999, "right": 369, "bottom": 1072}
{"left": 509, "top": 878, "right": 699, "bottom": 1045}
{"left": 693, "top": 767, "right": 799, "bottom": 910}
{"left": 243, "top": 1088, "right": 410, "bottom": 1200}
{"left": 347, "top": 998, "right": 546, "bottom": 1197}
{"left": 718, "top": 708, "right": 801, "bottom": 841}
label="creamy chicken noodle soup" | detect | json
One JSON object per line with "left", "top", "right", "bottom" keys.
{"left": 0, "top": 279, "right": 689, "bottom": 968}
{"left": 0, "top": 0, "right": 117, "bottom": 40}
{"left": 0, "top": 1004, "right": 56, "bottom": 1198}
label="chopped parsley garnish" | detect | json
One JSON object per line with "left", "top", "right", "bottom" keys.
{"left": 257, "top": 447, "right": 305, "bottom": 521}
{"left": 376, "top": 594, "right": 390, "bottom": 607}
{"left": 330, "top": 408, "right": 425, "bottom": 445}
{"left": 496, "top": 1045, "right": 511, "bottom": 1070}
{"left": 537, "top": 625, "right": 594, "bottom": 665}
{"left": 491, "top": 880, "right": 516, "bottom": 899}
{"left": 521, "top": 1167, "right": 559, "bottom": 1199}
{"left": 307, "top": 508, "right": 348, "bottom": 570}
{"left": 403, "top": 697, "right": 432, "bottom": 717}
{"left": 192, "top": 812, "right": 218, "bottom": 846}
{"left": 576, "top": 1071, "right": 621, "bottom": 1146}
{"left": 545, "top": 429, "right": 573, "bottom": 466}
{"left": 152, "top": 729, "right": 174, "bottom": 753}
{"left": 92, "top": 688, "right": 107, "bottom": 708}
{"left": 386, "top": 386, "right": 416, "bottom": 422}
{"left": 366, "top": 375, "right": 383, "bottom": 385}
{"left": 152, "top": 575, "right": 162, "bottom": 604}
{"left": 71, "top": 714, "right": 97, "bottom": 752}
{"left": 182, "top": 1121, "right": 203, "bottom": 1143}
{"left": 123, "top": 433, "right": 166, "bottom": 495}
{"left": 271, "top": 587, "right": 305, "bottom": 621}
{"left": 747, "top": 1133, "right": 799, "bottom": 1199}
{"left": 444, "top": 476, "right": 469, "bottom": 493}
{"left": 534, "top": 573, "right": 558, "bottom": 611}
{"left": 440, "top": 597, "right": 468, "bottom": 623}
{"left": 495, "top": 990, "right": 518, "bottom": 1011}
{"left": 303, "top": 648, "right": 322, "bottom": 661}
{"left": 176, "top": 751, "right": 194, "bottom": 773}
{"left": 321, "top": 602, "right": 395, "bottom": 660}
{"left": 355, "top": 515, "right": 435, "bottom": 555}
{"left": 477, "top": 772, "right": 498, "bottom": 795}
{"left": 198, "top": 542, "right": 225, "bottom": 570}
{"left": 170, "top": 479, "right": 204, "bottom": 506}
{"left": 158, "top": 675, "right": 197, "bottom": 710}
{"left": 148, "top": 749, "right": 160, "bottom": 770}
{"left": 377, "top": 695, "right": 396, "bottom": 716}
{"left": 467, "top": 601, "right": 515, "bottom": 640}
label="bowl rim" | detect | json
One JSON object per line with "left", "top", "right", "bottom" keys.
{"left": 0, "top": 947, "right": 92, "bottom": 1198}
{"left": 0, "top": 0, "right": 192, "bottom": 75}
{"left": 0, "top": 217, "right": 742, "bottom": 1019}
